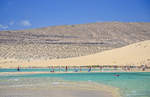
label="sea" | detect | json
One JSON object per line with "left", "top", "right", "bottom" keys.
{"left": 0, "top": 68, "right": 150, "bottom": 97}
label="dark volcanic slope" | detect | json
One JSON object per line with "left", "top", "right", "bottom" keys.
{"left": 0, "top": 22, "right": 150, "bottom": 61}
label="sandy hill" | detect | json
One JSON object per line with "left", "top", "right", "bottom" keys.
{"left": 48, "top": 40, "right": 150, "bottom": 66}
{"left": 0, "top": 40, "right": 150, "bottom": 68}
{"left": 0, "top": 22, "right": 150, "bottom": 61}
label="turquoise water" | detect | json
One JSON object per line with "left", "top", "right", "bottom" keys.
{"left": 0, "top": 70, "right": 150, "bottom": 97}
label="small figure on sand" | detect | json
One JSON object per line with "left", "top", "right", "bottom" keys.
{"left": 88, "top": 66, "right": 92, "bottom": 72}
{"left": 17, "top": 66, "right": 20, "bottom": 72}
{"left": 141, "top": 64, "right": 146, "bottom": 71}
{"left": 49, "top": 66, "right": 54, "bottom": 72}
{"left": 65, "top": 66, "right": 68, "bottom": 72}
{"left": 80, "top": 66, "right": 82, "bottom": 72}
{"left": 51, "top": 66, "right": 55, "bottom": 72}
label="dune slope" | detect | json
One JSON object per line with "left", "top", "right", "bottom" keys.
{"left": 48, "top": 40, "right": 150, "bottom": 66}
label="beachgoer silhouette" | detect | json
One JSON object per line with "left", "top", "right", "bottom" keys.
{"left": 17, "top": 66, "right": 20, "bottom": 71}
{"left": 88, "top": 66, "right": 91, "bottom": 72}
{"left": 66, "top": 66, "right": 68, "bottom": 72}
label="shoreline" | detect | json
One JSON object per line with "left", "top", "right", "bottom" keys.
{"left": 0, "top": 70, "right": 150, "bottom": 76}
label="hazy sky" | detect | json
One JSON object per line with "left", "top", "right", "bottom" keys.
{"left": 0, "top": 0, "right": 150, "bottom": 30}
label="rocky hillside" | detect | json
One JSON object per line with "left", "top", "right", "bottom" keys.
{"left": 0, "top": 22, "right": 150, "bottom": 61}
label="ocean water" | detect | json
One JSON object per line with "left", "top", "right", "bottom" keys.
{"left": 0, "top": 69, "right": 150, "bottom": 97}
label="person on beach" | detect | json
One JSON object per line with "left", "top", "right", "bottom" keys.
{"left": 48, "top": 66, "right": 51, "bottom": 72}
{"left": 74, "top": 66, "right": 78, "bottom": 72}
{"left": 59, "top": 66, "right": 61, "bottom": 72}
{"left": 88, "top": 66, "right": 91, "bottom": 72}
{"left": 99, "top": 66, "right": 102, "bottom": 71}
{"left": 127, "top": 66, "right": 130, "bottom": 71}
{"left": 17, "top": 66, "right": 20, "bottom": 71}
{"left": 66, "top": 66, "right": 68, "bottom": 72}
{"left": 50, "top": 66, "right": 55, "bottom": 72}
{"left": 80, "top": 66, "right": 82, "bottom": 72}
{"left": 141, "top": 65, "right": 146, "bottom": 71}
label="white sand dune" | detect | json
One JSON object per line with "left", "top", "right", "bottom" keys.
{"left": 0, "top": 40, "right": 150, "bottom": 68}
{"left": 48, "top": 40, "right": 150, "bottom": 66}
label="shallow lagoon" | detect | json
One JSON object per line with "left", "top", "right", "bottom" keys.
{"left": 0, "top": 70, "right": 150, "bottom": 97}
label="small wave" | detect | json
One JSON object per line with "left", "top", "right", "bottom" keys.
{"left": 14, "top": 79, "right": 19, "bottom": 81}
{"left": 88, "top": 80, "right": 92, "bottom": 82}
{"left": 10, "top": 84, "right": 33, "bottom": 87}
{"left": 52, "top": 82, "right": 60, "bottom": 85}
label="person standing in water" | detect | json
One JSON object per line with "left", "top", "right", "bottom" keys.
{"left": 80, "top": 66, "right": 82, "bottom": 72}
{"left": 88, "top": 66, "right": 91, "bottom": 72}
{"left": 17, "top": 66, "right": 20, "bottom": 71}
{"left": 66, "top": 66, "right": 68, "bottom": 72}
{"left": 48, "top": 66, "right": 51, "bottom": 72}
{"left": 52, "top": 66, "right": 55, "bottom": 72}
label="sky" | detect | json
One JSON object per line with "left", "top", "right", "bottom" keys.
{"left": 0, "top": 0, "right": 150, "bottom": 30}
